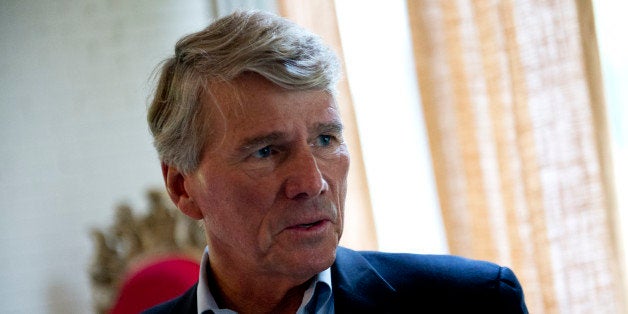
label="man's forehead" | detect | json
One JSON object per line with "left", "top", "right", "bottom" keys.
{"left": 203, "top": 75, "right": 339, "bottom": 121}
{"left": 200, "top": 74, "right": 341, "bottom": 149}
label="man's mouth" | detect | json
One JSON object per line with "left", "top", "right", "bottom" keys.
{"left": 289, "top": 220, "right": 326, "bottom": 230}
{"left": 296, "top": 222, "right": 318, "bottom": 228}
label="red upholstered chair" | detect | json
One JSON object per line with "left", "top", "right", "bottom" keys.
{"left": 110, "top": 256, "right": 200, "bottom": 314}
{"left": 88, "top": 189, "right": 206, "bottom": 314}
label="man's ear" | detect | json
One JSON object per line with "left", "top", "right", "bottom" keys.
{"left": 161, "top": 162, "right": 204, "bottom": 220}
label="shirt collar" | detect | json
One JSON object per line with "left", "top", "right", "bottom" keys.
{"left": 197, "top": 247, "right": 224, "bottom": 313}
{"left": 297, "top": 267, "right": 333, "bottom": 314}
{"left": 196, "top": 247, "right": 333, "bottom": 314}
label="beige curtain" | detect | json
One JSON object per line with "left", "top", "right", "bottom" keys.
{"left": 407, "top": 0, "right": 625, "bottom": 313}
{"left": 277, "top": 0, "right": 378, "bottom": 251}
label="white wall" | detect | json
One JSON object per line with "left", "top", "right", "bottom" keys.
{"left": 0, "top": 1, "right": 211, "bottom": 312}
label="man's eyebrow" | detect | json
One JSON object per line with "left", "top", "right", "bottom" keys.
{"left": 238, "top": 132, "right": 284, "bottom": 151}
{"left": 314, "top": 121, "right": 344, "bottom": 134}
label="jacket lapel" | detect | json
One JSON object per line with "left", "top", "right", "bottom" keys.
{"left": 331, "top": 247, "right": 397, "bottom": 313}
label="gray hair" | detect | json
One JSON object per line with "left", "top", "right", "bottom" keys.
{"left": 147, "top": 9, "right": 342, "bottom": 174}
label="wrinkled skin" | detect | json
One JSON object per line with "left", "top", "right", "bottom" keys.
{"left": 162, "top": 73, "right": 349, "bottom": 313}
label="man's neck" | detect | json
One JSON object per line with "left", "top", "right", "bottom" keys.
{"left": 208, "top": 266, "right": 313, "bottom": 314}
{"left": 207, "top": 253, "right": 316, "bottom": 313}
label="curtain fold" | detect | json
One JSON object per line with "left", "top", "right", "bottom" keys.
{"left": 277, "top": 0, "right": 378, "bottom": 251}
{"left": 407, "top": 0, "right": 625, "bottom": 313}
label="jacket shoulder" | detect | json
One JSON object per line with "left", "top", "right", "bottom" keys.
{"left": 333, "top": 247, "right": 528, "bottom": 313}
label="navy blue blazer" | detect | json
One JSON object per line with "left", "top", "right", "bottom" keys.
{"left": 143, "top": 246, "right": 528, "bottom": 313}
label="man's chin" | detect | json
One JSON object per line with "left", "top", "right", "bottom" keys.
{"left": 277, "top": 244, "right": 337, "bottom": 277}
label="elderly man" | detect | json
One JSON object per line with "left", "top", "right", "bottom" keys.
{"left": 144, "top": 9, "right": 528, "bottom": 314}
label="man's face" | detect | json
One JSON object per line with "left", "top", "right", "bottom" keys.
{"left": 184, "top": 74, "right": 349, "bottom": 281}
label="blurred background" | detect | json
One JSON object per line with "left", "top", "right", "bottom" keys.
{"left": 0, "top": 0, "right": 625, "bottom": 313}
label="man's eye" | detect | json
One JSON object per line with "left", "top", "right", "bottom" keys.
{"left": 316, "top": 135, "right": 333, "bottom": 147}
{"left": 252, "top": 146, "right": 273, "bottom": 158}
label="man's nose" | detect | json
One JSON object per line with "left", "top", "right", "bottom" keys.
{"left": 284, "top": 148, "right": 329, "bottom": 200}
